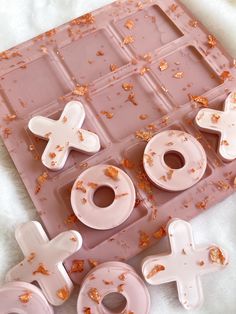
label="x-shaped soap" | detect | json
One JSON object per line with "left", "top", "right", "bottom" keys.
{"left": 6, "top": 221, "right": 82, "bottom": 306}
{"left": 195, "top": 91, "right": 236, "bottom": 161}
{"left": 28, "top": 101, "right": 101, "bottom": 170}
{"left": 142, "top": 219, "right": 228, "bottom": 310}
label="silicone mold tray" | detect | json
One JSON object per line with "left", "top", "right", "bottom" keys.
{"left": 0, "top": 0, "right": 236, "bottom": 285}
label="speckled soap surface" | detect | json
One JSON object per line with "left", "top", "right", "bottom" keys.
{"left": 0, "top": 0, "right": 235, "bottom": 284}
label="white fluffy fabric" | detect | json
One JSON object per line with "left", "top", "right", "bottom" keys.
{"left": 0, "top": 0, "right": 236, "bottom": 313}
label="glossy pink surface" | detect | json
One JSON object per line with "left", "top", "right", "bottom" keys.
{"left": 6, "top": 221, "right": 82, "bottom": 306}
{"left": 0, "top": 281, "right": 54, "bottom": 314}
{"left": 0, "top": 0, "right": 236, "bottom": 284}
{"left": 195, "top": 91, "right": 236, "bottom": 161}
{"left": 71, "top": 164, "right": 136, "bottom": 230}
{"left": 77, "top": 261, "right": 150, "bottom": 314}
{"left": 142, "top": 219, "right": 228, "bottom": 310}
{"left": 143, "top": 130, "right": 207, "bottom": 191}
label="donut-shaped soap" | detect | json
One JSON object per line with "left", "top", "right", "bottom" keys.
{"left": 71, "top": 165, "right": 136, "bottom": 230}
{"left": 0, "top": 281, "right": 54, "bottom": 314}
{"left": 77, "top": 262, "right": 150, "bottom": 314}
{"left": 143, "top": 130, "right": 207, "bottom": 191}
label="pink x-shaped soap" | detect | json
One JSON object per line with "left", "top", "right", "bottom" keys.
{"left": 6, "top": 221, "right": 82, "bottom": 306}
{"left": 142, "top": 219, "right": 228, "bottom": 310}
{"left": 28, "top": 101, "right": 101, "bottom": 170}
{"left": 195, "top": 91, "right": 236, "bottom": 161}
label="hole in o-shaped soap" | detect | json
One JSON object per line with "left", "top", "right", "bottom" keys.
{"left": 143, "top": 130, "right": 207, "bottom": 191}
{"left": 164, "top": 150, "right": 185, "bottom": 169}
{"left": 93, "top": 186, "right": 115, "bottom": 208}
{"left": 102, "top": 292, "right": 127, "bottom": 313}
{"left": 71, "top": 165, "right": 136, "bottom": 230}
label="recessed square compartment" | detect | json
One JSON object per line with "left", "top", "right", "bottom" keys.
{"left": 89, "top": 74, "right": 168, "bottom": 141}
{"left": 57, "top": 162, "right": 148, "bottom": 250}
{"left": 59, "top": 29, "right": 128, "bottom": 84}
{"left": 151, "top": 46, "right": 221, "bottom": 106}
{"left": 0, "top": 56, "right": 69, "bottom": 118}
{"left": 114, "top": 5, "right": 183, "bottom": 55}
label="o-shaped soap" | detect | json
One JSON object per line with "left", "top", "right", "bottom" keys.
{"left": 143, "top": 130, "right": 207, "bottom": 191}
{"left": 0, "top": 281, "right": 54, "bottom": 314}
{"left": 77, "top": 261, "right": 150, "bottom": 314}
{"left": 71, "top": 165, "right": 136, "bottom": 230}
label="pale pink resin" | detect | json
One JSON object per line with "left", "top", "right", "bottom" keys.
{"left": 77, "top": 261, "right": 150, "bottom": 313}
{"left": 0, "top": 0, "right": 235, "bottom": 284}
{"left": 0, "top": 281, "right": 54, "bottom": 314}
{"left": 142, "top": 219, "right": 228, "bottom": 310}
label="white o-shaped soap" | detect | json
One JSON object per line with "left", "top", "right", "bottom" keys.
{"left": 143, "top": 130, "right": 207, "bottom": 191}
{"left": 71, "top": 165, "right": 136, "bottom": 230}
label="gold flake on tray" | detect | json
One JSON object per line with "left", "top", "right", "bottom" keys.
{"left": 140, "top": 66, "right": 150, "bottom": 76}
{"left": 190, "top": 95, "right": 209, "bottom": 107}
{"left": 121, "top": 159, "right": 134, "bottom": 169}
{"left": 189, "top": 20, "right": 198, "bottom": 28}
{"left": 173, "top": 71, "right": 184, "bottom": 79}
{"left": 73, "top": 84, "right": 88, "bottom": 96}
{"left": 96, "top": 50, "right": 104, "bottom": 56}
{"left": 139, "top": 114, "right": 148, "bottom": 120}
{"left": 110, "top": 63, "right": 118, "bottom": 72}
{"left": 35, "top": 172, "right": 48, "bottom": 194}
{"left": 135, "top": 130, "right": 154, "bottom": 141}
{"left": 127, "top": 92, "right": 138, "bottom": 106}
{"left": 153, "top": 226, "right": 166, "bottom": 239}
{"left": 220, "top": 71, "right": 231, "bottom": 81}
{"left": 123, "top": 35, "right": 134, "bottom": 45}
{"left": 88, "top": 259, "right": 99, "bottom": 268}
{"left": 122, "top": 83, "right": 133, "bottom": 91}
{"left": 125, "top": 19, "right": 135, "bottom": 30}
{"left": 3, "top": 114, "right": 17, "bottom": 123}
{"left": 216, "top": 180, "right": 230, "bottom": 191}
{"left": 139, "top": 231, "right": 150, "bottom": 248}
{"left": 71, "top": 13, "right": 95, "bottom": 26}
{"left": 70, "top": 260, "right": 84, "bottom": 273}
{"left": 101, "top": 111, "right": 114, "bottom": 119}
{"left": 159, "top": 60, "right": 168, "bottom": 71}
{"left": 208, "top": 34, "right": 217, "bottom": 48}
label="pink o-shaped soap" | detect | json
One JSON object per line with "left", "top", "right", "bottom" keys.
{"left": 77, "top": 261, "right": 150, "bottom": 314}
{"left": 0, "top": 281, "right": 54, "bottom": 314}
{"left": 71, "top": 165, "right": 136, "bottom": 230}
{"left": 143, "top": 130, "right": 207, "bottom": 191}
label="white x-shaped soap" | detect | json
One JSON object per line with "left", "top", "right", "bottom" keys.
{"left": 195, "top": 91, "right": 236, "bottom": 161}
{"left": 28, "top": 101, "right": 101, "bottom": 170}
{"left": 6, "top": 221, "right": 82, "bottom": 306}
{"left": 142, "top": 219, "right": 228, "bottom": 310}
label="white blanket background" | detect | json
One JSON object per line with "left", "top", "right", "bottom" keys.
{"left": 0, "top": 0, "right": 236, "bottom": 313}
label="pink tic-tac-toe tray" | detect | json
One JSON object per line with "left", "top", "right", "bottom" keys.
{"left": 0, "top": 0, "right": 236, "bottom": 284}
